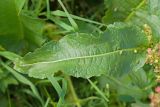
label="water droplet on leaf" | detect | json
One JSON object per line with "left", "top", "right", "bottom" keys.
{"left": 119, "top": 51, "right": 123, "bottom": 55}
{"left": 134, "top": 49, "right": 137, "bottom": 53}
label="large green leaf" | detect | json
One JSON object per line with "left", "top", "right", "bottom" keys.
{"left": 21, "top": 14, "right": 45, "bottom": 50}
{"left": 148, "top": 0, "right": 160, "bottom": 16}
{"left": 0, "top": 0, "right": 24, "bottom": 50}
{"left": 134, "top": 0, "right": 160, "bottom": 43}
{"left": 106, "top": 0, "right": 160, "bottom": 43}
{"left": 98, "top": 69, "right": 151, "bottom": 100}
{"left": 102, "top": 0, "right": 145, "bottom": 24}
{"left": 14, "top": 23, "right": 148, "bottom": 79}
{"left": 98, "top": 75, "right": 147, "bottom": 100}
{"left": 0, "top": 0, "right": 45, "bottom": 52}
{"left": 146, "top": 0, "right": 160, "bottom": 42}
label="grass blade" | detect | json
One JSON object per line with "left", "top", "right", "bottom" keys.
{"left": 0, "top": 61, "right": 44, "bottom": 106}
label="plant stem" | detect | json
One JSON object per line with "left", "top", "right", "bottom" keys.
{"left": 44, "top": 98, "right": 50, "bottom": 107}
{"left": 79, "top": 96, "right": 100, "bottom": 104}
{"left": 125, "top": 0, "right": 146, "bottom": 22}
{"left": 58, "top": 0, "right": 78, "bottom": 31}
{"left": 35, "top": 0, "right": 43, "bottom": 16}
{"left": 43, "top": 87, "right": 55, "bottom": 107}
{"left": 66, "top": 76, "right": 81, "bottom": 107}
{"left": 87, "top": 79, "right": 109, "bottom": 102}
{"left": 7, "top": 89, "right": 11, "bottom": 107}
{"left": 46, "top": 0, "right": 50, "bottom": 18}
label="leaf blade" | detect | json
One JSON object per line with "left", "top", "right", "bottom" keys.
{"left": 14, "top": 23, "right": 148, "bottom": 79}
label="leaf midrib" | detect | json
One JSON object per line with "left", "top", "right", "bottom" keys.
{"left": 20, "top": 47, "right": 143, "bottom": 67}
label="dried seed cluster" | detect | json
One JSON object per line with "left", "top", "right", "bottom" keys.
{"left": 146, "top": 45, "right": 160, "bottom": 82}
{"left": 144, "top": 24, "right": 160, "bottom": 82}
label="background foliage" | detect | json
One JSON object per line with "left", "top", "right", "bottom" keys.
{"left": 0, "top": 0, "right": 160, "bottom": 107}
